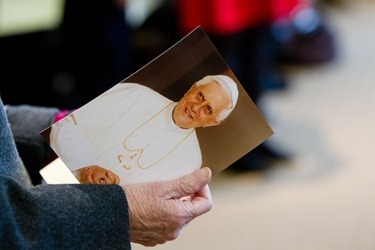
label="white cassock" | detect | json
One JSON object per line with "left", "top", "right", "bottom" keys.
{"left": 49, "top": 83, "right": 202, "bottom": 185}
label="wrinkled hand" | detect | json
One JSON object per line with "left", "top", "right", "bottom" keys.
{"left": 80, "top": 165, "right": 120, "bottom": 184}
{"left": 123, "top": 167, "right": 213, "bottom": 247}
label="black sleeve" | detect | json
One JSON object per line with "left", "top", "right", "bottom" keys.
{"left": 0, "top": 177, "right": 131, "bottom": 250}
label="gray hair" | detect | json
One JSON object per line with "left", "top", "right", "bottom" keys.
{"left": 196, "top": 75, "right": 239, "bottom": 122}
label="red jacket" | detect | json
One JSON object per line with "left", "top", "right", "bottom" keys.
{"left": 176, "top": 0, "right": 309, "bottom": 35}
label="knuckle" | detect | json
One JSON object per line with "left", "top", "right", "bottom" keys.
{"left": 206, "top": 201, "right": 213, "bottom": 212}
{"left": 166, "top": 230, "right": 180, "bottom": 241}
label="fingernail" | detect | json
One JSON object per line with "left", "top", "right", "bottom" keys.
{"left": 198, "top": 167, "right": 212, "bottom": 180}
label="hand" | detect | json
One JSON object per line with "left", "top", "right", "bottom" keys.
{"left": 123, "top": 167, "right": 213, "bottom": 247}
{"left": 80, "top": 165, "right": 120, "bottom": 184}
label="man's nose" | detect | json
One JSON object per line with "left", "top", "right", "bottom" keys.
{"left": 192, "top": 101, "right": 207, "bottom": 112}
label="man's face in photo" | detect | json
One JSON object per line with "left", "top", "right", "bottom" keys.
{"left": 173, "top": 81, "right": 230, "bottom": 128}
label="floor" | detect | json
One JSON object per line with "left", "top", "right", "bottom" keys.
{"left": 133, "top": 1, "right": 375, "bottom": 249}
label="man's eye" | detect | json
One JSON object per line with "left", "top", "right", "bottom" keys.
{"left": 206, "top": 106, "right": 212, "bottom": 114}
{"left": 197, "top": 92, "right": 204, "bottom": 100}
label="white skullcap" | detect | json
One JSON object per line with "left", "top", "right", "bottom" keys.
{"left": 196, "top": 75, "right": 239, "bottom": 121}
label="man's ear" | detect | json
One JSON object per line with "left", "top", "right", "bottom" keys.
{"left": 202, "top": 120, "right": 221, "bottom": 128}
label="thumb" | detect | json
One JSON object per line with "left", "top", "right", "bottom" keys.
{"left": 168, "top": 167, "right": 212, "bottom": 199}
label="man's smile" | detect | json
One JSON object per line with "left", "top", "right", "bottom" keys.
{"left": 185, "top": 107, "right": 193, "bottom": 119}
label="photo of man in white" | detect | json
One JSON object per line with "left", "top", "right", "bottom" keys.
{"left": 48, "top": 75, "right": 239, "bottom": 185}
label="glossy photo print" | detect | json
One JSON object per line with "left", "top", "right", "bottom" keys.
{"left": 40, "top": 27, "right": 273, "bottom": 185}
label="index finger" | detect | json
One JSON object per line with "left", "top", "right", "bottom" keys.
{"left": 183, "top": 184, "right": 212, "bottom": 218}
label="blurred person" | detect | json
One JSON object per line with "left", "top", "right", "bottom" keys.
{"left": 2, "top": 0, "right": 134, "bottom": 183}
{"left": 47, "top": 75, "right": 239, "bottom": 185}
{"left": 0, "top": 96, "right": 213, "bottom": 249}
{"left": 175, "top": 0, "right": 335, "bottom": 170}
{"left": 56, "top": 0, "right": 134, "bottom": 108}
{"left": 0, "top": 0, "right": 133, "bottom": 109}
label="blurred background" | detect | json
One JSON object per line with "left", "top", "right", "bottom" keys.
{"left": 1, "top": 0, "right": 375, "bottom": 249}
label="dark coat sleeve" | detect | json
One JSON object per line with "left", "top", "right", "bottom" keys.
{"left": 0, "top": 177, "right": 130, "bottom": 250}
{"left": 5, "top": 104, "right": 61, "bottom": 185}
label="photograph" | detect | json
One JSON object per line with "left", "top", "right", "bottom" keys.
{"left": 41, "top": 27, "right": 273, "bottom": 185}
